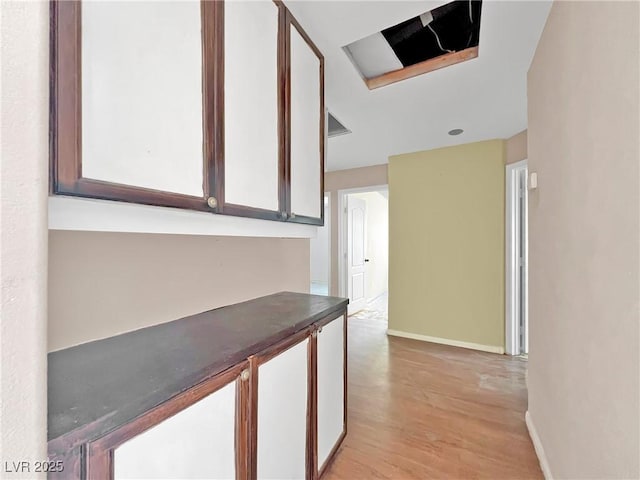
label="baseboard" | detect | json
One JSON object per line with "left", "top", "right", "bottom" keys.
{"left": 386, "top": 329, "right": 505, "bottom": 354}
{"left": 525, "top": 411, "right": 553, "bottom": 480}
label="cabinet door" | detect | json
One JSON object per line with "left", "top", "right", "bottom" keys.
{"left": 317, "top": 316, "right": 346, "bottom": 471}
{"left": 81, "top": 1, "right": 205, "bottom": 198}
{"left": 257, "top": 338, "right": 309, "bottom": 479}
{"left": 114, "top": 382, "right": 236, "bottom": 479}
{"left": 288, "top": 17, "right": 324, "bottom": 225}
{"left": 221, "top": 1, "right": 282, "bottom": 219}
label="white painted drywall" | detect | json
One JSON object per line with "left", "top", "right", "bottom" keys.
{"left": 48, "top": 196, "right": 317, "bottom": 239}
{"left": 310, "top": 196, "right": 330, "bottom": 284}
{"left": 257, "top": 340, "right": 308, "bottom": 479}
{"left": 224, "top": 1, "right": 279, "bottom": 211}
{"left": 290, "top": 26, "right": 321, "bottom": 219}
{"left": 317, "top": 316, "right": 345, "bottom": 468}
{"left": 115, "top": 382, "right": 236, "bottom": 479}
{"left": 527, "top": 1, "right": 640, "bottom": 477}
{"left": 81, "top": 1, "right": 203, "bottom": 197}
{"left": 0, "top": 0, "right": 48, "bottom": 476}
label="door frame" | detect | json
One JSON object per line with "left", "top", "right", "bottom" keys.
{"left": 505, "top": 159, "right": 528, "bottom": 355}
{"left": 337, "top": 185, "right": 388, "bottom": 300}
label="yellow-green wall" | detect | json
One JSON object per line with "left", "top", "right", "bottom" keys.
{"left": 388, "top": 139, "right": 505, "bottom": 349}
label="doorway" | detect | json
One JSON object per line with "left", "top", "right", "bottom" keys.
{"left": 505, "top": 160, "right": 528, "bottom": 355}
{"left": 338, "top": 186, "right": 389, "bottom": 318}
{"left": 310, "top": 193, "right": 331, "bottom": 296}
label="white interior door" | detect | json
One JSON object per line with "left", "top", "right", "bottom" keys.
{"left": 347, "top": 197, "right": 367, "bottom": 314}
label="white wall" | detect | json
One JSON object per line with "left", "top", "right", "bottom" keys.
{"left": 352, "top": 191, "right": 388, "bottom": 301}
{"left": 310, "top": 196, "right": 330, "bottom": 285}
{"left": 0, "top": 0, "right": 48, "bottom": 475}
{"left": 527, "top": 1, "right": 640, "bottom": 478}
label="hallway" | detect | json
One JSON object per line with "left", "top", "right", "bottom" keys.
{"left": 324, "top": 307, "right": 542, "bottom": 479}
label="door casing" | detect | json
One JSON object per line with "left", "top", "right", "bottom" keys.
{"left": 505, "top": 160, "right": 528, "bottom": 355}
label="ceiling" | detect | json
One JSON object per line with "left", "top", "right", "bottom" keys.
{"left": 285, "top": 1, "right": 552, "bottom": 172}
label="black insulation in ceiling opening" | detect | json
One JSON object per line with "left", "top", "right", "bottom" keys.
{"left": 382, "top": 0, "right": 482, "bottom": 68}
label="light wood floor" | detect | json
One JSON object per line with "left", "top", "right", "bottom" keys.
{"left": 324, "top": 303, "right": 542, "bottom": 479}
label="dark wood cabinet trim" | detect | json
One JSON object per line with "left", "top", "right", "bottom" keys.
{"left": 86, "top": 446, "right": 113, "bottom": 480}
{"left": 284, "top": 9, "right": 325, "bottom": 226}
{"left": 236, "top": 365, "right": 252, "bottom": 480}
{"left": 62, "top": 178, "right": 211, "bottom": 212}
{"left": 318, "top": 430, "right": 347, "bottom": 478}
{"left": 49, "top": 0, "right": 82, "bottom": 193}
{"left": 277, "top": 0, "right": 290, "bottom": 222}
{"left": 307, "top": 331, "right": 319, "bottom": 480}
{"left": 253, "top": 327, "right": 312, "bottom": 367}
{"left": 47, "top": 445, "right": 84, "bottom": 480}
{"left": 203, "top": 0, "right": 223, "bottom": 208}
{"left": 86, "top": 362, "right": 246, "bottom": 476}
{"left": 247, "top": 357, "right": 259, "bottom": 480}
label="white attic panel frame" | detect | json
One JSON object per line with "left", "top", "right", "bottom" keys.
{"left": 344, "top": 32, "right": 403, "bottom": 79}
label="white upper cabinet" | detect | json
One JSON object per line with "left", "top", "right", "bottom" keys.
{"left": 81, "top": 1, "right": 204, "bottom": 197}
{"left": 224, "top": 1, "right": 280, "bottom": 212}
{"left": 51, "top": 1, "right": 325, "bottom": 231}
{"left": 289, "top": 23, "right": 324, "bottom": 222}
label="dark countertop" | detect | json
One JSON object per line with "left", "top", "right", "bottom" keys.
{"left": 48, "top": 292, "right": 348, "bottom": 450}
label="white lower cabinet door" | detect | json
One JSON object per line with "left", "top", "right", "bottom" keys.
{"left": 317, "top": 316, "right": 345, "bottom": 470}
{"left": 114, "top": 381, "right": 236, "bottom": 479}
{"left": 257, "top": 339, "right": 309, "bottom": 480}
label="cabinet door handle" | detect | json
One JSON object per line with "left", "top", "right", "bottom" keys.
{"left": 290, "top": 212, "right": 296, "bottom": 219}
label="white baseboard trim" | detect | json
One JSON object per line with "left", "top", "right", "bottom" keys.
{"left": 526, "top": 411, "right": 553, "bottom": 480}
{"left": 386, "top": 329, "right": 505, "bottom": 354}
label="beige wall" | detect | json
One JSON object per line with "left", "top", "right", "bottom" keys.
{"left": 506, "top": 129, "right": 527, "bottom": 165}
{"left": 325, "top": 164, "right": 388, "bottom": 295}
{"left": 49, "top": 232, "right": 310, "bottom": 351}
{"left": 351, "top": 191, "right": 388, "bottom": 301}
{"left": 388, "top": 140, "right": 505, "bottom": 349}
{"left": 0, "top": 0, "right": 48, "bottom": 474}
{"left": 527, "top": 2, "right": 639, "bottom": 478}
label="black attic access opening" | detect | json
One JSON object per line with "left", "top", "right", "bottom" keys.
{"left": 344, "top": 1, "right": 482, "bottom": 89}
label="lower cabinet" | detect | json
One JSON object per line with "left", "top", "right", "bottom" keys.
{"left": 316, "top": 315, "right": 346, "bottom": 473}
{"left": 114, "top": 381, "right": 237, "bottom": 479}
{"left": 52, "top": 299, "right": 348, "bottom": 480}
{"left": 257, "top": 338, "right": 309, "bottom": 479}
